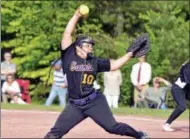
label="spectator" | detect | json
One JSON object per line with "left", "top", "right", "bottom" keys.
{"left": 130, "top": 55, "right": 151, "bottom": 108}
{"left": 103, "top": 69, "right": 122, "bottom": 108}
{"left": 45, "top": 59, "right": 68, "bottom": 107}
{"left": 1, "top": 52, "right": 17, "bottom": 88}
{"left": 138, "top": 77, "right": 171, "bottom": 109}
{"left": 2, "top": 74, "right": 26, "bottom": 104}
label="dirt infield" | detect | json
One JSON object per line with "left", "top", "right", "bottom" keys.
{"left": 1, "top": 109, "right": 189, "bottom": 138}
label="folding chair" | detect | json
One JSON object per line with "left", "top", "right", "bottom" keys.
{"left": 16, "top": 79, "right": 31, "bottom": 103}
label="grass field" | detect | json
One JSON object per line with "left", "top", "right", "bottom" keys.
{"left": 1, "top": 103, "right": 189, "bottom": 120}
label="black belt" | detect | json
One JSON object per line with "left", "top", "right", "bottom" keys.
{"left": 69, "top": 92, "right": 99, "bottom": 106}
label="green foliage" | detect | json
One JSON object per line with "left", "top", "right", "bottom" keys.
{"left": 139, "top": 1, "right": 189, "bottom": 82}
{"left": 1, "top": 1, "right": 189, "bottom": 107}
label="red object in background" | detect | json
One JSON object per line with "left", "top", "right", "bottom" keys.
{"left": 16, "top": 79, "right": 31, "bottom": 103}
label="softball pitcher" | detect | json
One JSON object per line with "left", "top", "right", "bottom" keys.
{"left": 44, "top": 6, "right": 149, "bottom": 139}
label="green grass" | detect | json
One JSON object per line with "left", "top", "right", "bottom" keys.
{"left": 112, "top": 107, "right": 189, "bottom": 119}
{"left": 1, "top": 103, "right": 189, "bottom": 120}
{"left": 1, "top": 103, "right": 63, "bottom": 111}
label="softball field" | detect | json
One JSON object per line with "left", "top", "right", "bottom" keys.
{"left": 1, "top": 109, "right": 189, "bottom": 138}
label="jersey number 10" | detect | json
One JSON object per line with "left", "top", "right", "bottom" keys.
{"left": 82, "top": 74, "right": 94, "bottom": 85}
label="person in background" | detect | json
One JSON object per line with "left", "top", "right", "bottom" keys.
{"left": 137, "top": 77, "right": 171, "bottom": 109}
{"left": 2, "top": 74, "right": 26, "bottom": 104}
{"left": 1, "top": 52, "right": 17, "bottom": 89}
{"left": 130, "top": 55, "right": 151, "bottom": 108}
{"left": 163, "top": 59, "right": 190, "bottom": 132}
{"left": 103, "top": 68, "right": 122, "bottom": 108}
{"left": 45, "top": 59, "right": 68, "bottom": 107}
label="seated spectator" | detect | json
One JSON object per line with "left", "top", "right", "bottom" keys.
{"left": 137, "top": 77, "right": 171, "bottom": 109}
{"left": 45, "top": 59, "right": 68, "bottom": 107}
{"left": 2, "top": 74, "right": 26, "bottom": 104}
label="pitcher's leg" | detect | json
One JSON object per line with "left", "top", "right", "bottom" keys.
{"left": 84, "top": 94, "right": 144, "bottom": 139}
{"left": 44, "top": 103, "right": 86, "bottom": 138}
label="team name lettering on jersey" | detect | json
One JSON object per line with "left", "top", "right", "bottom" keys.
{"left": 70, "top": 61, "right": 93, "bottom": 72}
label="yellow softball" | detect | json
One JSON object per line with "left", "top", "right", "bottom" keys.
{"left": 79, "top": 5, "right": 89, "bottom": 16}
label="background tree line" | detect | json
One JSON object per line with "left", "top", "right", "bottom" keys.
{"left": 1, "top": 0, "right": 189, "bottom": 107}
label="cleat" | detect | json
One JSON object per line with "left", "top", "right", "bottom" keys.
{"left": 163, "top": 123, "right": 175, "bottom": 132}
{"left": 138, "top": 131, "right": 149, "bottom": 139}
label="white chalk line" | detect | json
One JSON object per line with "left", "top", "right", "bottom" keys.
{"left": 1, "top": 109, "right": 189, "bottom": 124}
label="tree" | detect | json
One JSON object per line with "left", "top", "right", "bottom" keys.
{"left": 2, "top": 1, "right": 189, "bottom": 106}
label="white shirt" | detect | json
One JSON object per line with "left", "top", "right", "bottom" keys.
{"left": 53, "top": 69, "right": 67, "bottom": 87}
{"left": 103, "top": 70, "right": 122, "bottom": 96}
{"left": 175, "top": 77, "right": 187, "bottom": 89}
{"left": 130, "top": 62, "right": 151, "bottom": 86}
{"left": 1, "top": 61, "right": 16, "bottom": 80}
{"left": 2, "top": 81, "right": 21, "bottom": 94}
